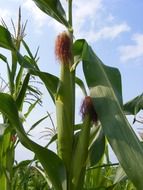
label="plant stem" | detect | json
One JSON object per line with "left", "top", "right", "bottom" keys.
{"left": 67, "top": 1, "right": 76, "bottom": 189}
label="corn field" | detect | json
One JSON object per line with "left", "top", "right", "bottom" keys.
{"left": 0, "top": 1, "right": 143, "bottom": 190}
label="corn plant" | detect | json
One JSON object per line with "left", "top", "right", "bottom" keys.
{"left": 0, "top": 9, "right": 43, "bottom": 190}
{"left": 12, "top": 160, "right": 51, "bottom": 190}
{"left": 0, "top": 1, "right": 143, "bottom": 190}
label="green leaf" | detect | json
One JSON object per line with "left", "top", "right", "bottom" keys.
{"left": 13, "top": 160, "right": 33, "bottom": 170}
{"left": 0, "top": 25, "right": 15, "bottom": 50}
{"left": 72, "top": 115, "right": 91, "bottom": 189}
{"left": 74, "top": 123, "right": 83, "bottom": 131}
{"left": 30, "top": 70, "right": 59, "bottom": 102}
{"left": 75, "top": 77, "right": 87, "bottom": 96}
{"left": 0, "top": 92, "right": 66, "bottom": 190}
{"left": 24, "top": 99, "right": 40, "bottom": 118}
{"left": 17, "top": 52, "right": 36, "bottom": 69}
{"left": 32, "top": 0, "right": 69, "bottom": 27}
{"left": 73, "top": 39, "right": 85, "bottom": 64}
{"left": 124, "top": 93, "right": 143, "bottom": 115}
{"left": 15, "top": 67, "right": 24, "bottom": 94}
{"left": 87, "top": 129, "right": 105, "bottom": 168}
{"left": 84, "top": 159, "right": 105, "bottom": 190}
{"left": 113, "top": 166, "right": 127, "bottom": 184}
{"left": 23, "top": 55, "right": 39, "bottom": 70}
{"left": 16, "top": 73, "right": 30, "bottom": 110}
{"left": 27, "top": 115, "right": 49, "bottom": 133}
{"left": 0, "top": 53, "right": 8, "bottom": 63}
{"left": 0, "top": 53, "right": 13, "bottom": 94}
{"left": 0, "top": 124, "right": 8, "bottom": 139}
{"left": 79, "top": 39, "right": 143, "bottom": 189}
{"left": 16, "top": 52, "right": 59, "bottom": 103}
{"left": 16, "top": 47, "right": 58, "bottom": 103}
{"left": 22, "top": 40, "right": 35, "bottom": 60}
{"left": 46, "top": 133, "right": 57, "bottom": 147}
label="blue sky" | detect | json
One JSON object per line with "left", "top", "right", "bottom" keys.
{"left": 1, "top": 0, "right": 142, "bottom": 99}
{"left": 0, "top": 0, "right": 143, "bottom": 161}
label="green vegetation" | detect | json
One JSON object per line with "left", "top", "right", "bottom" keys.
{"left": 0, "top": 1, "right": 142, "bottom": 190}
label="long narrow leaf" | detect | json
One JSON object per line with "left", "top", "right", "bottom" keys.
{"left": 16, "top": 52, "right": 59, "bottom": 103}
{"left": 24, "top": 99, "right": 40, "bottom": 118}
{"left": 75, "top": 77, "right": 87, "bottom": 96}
{"left": 27, "top": 115, "right": 48, "bottom": 133}
{"left": 0, "top": 92, "right": 66, "bottom": 190}
{"left": 16, "top": 73, "right": 30, "bottom": 110}
{"left": 124, "top": 93, "right": 143, "bottom": 115}
{"left": 87, "top": 129, "right": 105, "bottom": 168}
{"left": 0, "top": 25, "right": 15, "bottom": 50}
{"left": 32, "top": 0, "right": 69, "bottom": 27}
{"left": 30, "top": 70, "right": 59, "bottom": 103}
{"left": 75, "top": 39, "right": 143, "bottom": 189}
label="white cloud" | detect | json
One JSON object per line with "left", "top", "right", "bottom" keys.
{"left": 0, "top": 8, "right": 11, "bottom": 19}
{"left": 22, "top": 0, "right": 48, "bottom": 29}
{"left": 21, "top": 0, "right": 67, "bottom": 33}
{"left": 0, "top": 7, "right": 14, "bottom": 24}
{"left": 41, "top": 0, "right": 103, "bottom": 34}
{"left": 72, "top": 0, "right": 130, "bottom": 42}
{"left": 20, "top": 1, "right": 98, "bottom": 32}
{"left": 5, "top": 0, "right": 129, "bottom": 41}
{"left": 80, "top": 23, "right": 130, "bottom": 42}
{"left": 119, "top": 33, "right": 143, "bottom": 62}
{"left": 73, "top": 0, "right": 103, "bottom": 30}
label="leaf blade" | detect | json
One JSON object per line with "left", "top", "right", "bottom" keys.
{"left": 0, "top": 25, "right": 15, "bottom": 50}
{"left": 79, "top": 39, "right": 143, "bottom": 189}
{"left": 0, "top": 92, "right": 66, "bottom": 190}
{"left": 32, "top": 0, "right": 69, "bottom": 27}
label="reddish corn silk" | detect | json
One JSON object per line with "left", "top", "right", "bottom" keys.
{"left": 80, "top": 96, "right": 98, "bottom": 123}
{"left": 11, "top": 135, "right": 17, "bottom": 142}
{"left": 55, "top": 31, "right": 72, "bottom": 63}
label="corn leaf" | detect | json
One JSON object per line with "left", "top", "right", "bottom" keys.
{"left": 24, "top": 99, "right": 40, "bottom": 118}
{"left": 16, "top": 73, "right": 30, "bottom": 110}
{"left": 32, "top": 0, "right": 69, "bottom": 27}
{"left": 0, "top": 92, "right": 66, "bottom": 190}
{"left": 74, "top": 39, "right": 143, "bottom": 189}
{"left": 75, "top": 77, "right": 87, "bottom": 96}
{"left": 87, "top": 129, "right": 105, "bottom": 168}
{"left": 27, "top": 115, "right": 49, "bottom": 133}
{"left": 30, "top": 70, "right": 59, "bottom": 103}
{"left": 16, "top": 52, "right": 59, "bottom": 102}
{"left": 0, "top": 25, "right": 15, "bottom": 50}
{"left": 124, "top": 93, "right": 143, "bottom": 115}
{"left": 17, "top": 52, "right": 35, "bottom": 69}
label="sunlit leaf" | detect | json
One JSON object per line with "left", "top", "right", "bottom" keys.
{"left": 75, "top": 39, "right": 143, "bottom": 189}
{"left": 0, "top": 25, "right": 15, "bottom": 50}
{"left": 124, "top": 93, "right": 143, "bottom": 115}
{"left": 113, "top": 165, "right": 127, "bottom": 184}
{"left": 32, "top": 0, "right": 69, "bottom": 27}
